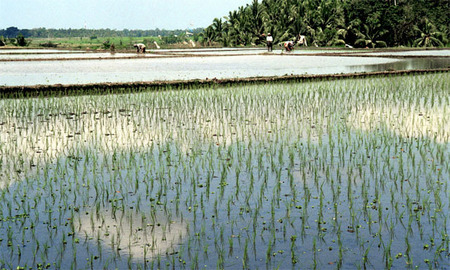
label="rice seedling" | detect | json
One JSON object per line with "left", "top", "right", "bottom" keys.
{"left": 0, "top": 73, "right": 448, "bottom": 269}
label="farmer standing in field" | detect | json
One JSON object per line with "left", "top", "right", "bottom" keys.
{"left": 133, "top": 43, "right": 146, "bottom": 53}
{"left": 266, "top": 33, "right": 273, "bottom": 52}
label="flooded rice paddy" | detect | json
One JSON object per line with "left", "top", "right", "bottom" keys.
{"left": 0, "top": 48, "right": 449, "bottom": 87}
{"left": 162, "top": 48, "right": 363, "bottom": 55}
{"left": 363, "top": 50, "right": 450, "bottom": 57}
{"left": 0, "top": 49, "right": 78, "bottom": 54}
{"left": 0, "top": 73, "right": 449, "bottom": 269}
{"left": 1, "top": 55, "right": 402, "bottom": 86}
{"left": 0, "top": 53, "right": 164, "bottom": 61}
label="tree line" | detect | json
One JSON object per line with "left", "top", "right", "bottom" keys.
{"left": 2, "top": 0, "right": 448, "bottom": 49}
{"left": 201, "top": 0, "right": 449, "bottom": 47}
{"left": 0, "top": 27, "right": 203, "bottom": 39}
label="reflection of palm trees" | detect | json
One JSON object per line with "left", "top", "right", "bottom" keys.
{"left": 413, "top": 18, "right": 446, "bottom": 47}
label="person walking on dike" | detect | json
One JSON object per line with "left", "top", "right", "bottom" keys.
{"left": 266, "top": 33, "right": 273, "bottom": 52}
{"left": 133, "top": 43, "right": 146, "bottom": 53}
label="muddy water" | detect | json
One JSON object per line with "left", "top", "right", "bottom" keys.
{"left": 363, "top": 49, "right": 450, "bottom": 57}
{"left": 347, "top": 57, "right": 449, "bottom": 72}
{"left": 0, "top": 49, "right": 75, "bottom": 53}
{"left": 1, "top": 54, "right": 448, "bottom": 86}
{"left": 0, "top": 52, "right": 162, "bottom": 60}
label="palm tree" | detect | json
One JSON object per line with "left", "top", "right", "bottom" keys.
{"left": 200, "top": 26, "right": 216, "bottom": 46}
{"left": 330, "top": 19, "right": 361, "bottom": 47}
{"left": 355, "top": 23, "right": 388, "bottom": 48}
{"left": 211, "top": 18, "right": 225, "bottom": 44}
{"left": 248, "top": 0, "right": 266, "bottom": 44}
{"left": 413, "top": 18, "right": 446, "bottom": 47}
{"left": 288, "top": 1, "right": 307, "bottom": 39}
{"left": 201, "top": 0, "right": 448, "bottom": 48}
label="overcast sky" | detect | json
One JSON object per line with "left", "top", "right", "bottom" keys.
{"left": 0, "top": 0, "right": 254, "bottom": 30}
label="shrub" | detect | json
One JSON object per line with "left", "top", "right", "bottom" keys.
{"left": 16, "top": 33, "right": 27, "bottom": 46}
{"left": 102, "top": 39, "right": 111, "bottom": 49}
{"left": 39, "top": 41, "right": 58, "bottom": 48}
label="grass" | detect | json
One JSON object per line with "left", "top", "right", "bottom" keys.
{"left": 17, "top": 36, "right": 198, "bottom": 51}
{"left": 0, "top": 73, "right": 448, "bottom": 269}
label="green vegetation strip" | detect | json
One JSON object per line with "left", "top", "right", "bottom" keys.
{"left": 1, "top": 68, "right": 448, "bottom": 98}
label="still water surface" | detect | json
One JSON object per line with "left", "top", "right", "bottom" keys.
{"left": 0, "top": 51, "right": 448, "bottom": 86}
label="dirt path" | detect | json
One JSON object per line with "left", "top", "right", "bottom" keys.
{"left": 1, "top": 68, "right": 448, "bottom": 98}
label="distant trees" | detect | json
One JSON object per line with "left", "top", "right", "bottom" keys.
{"left": 0, "top": 27, "right": 206, "bottom": 48}
{"left": 3, "top": 27, "right": 20, "bottom": 38}
{"left": 203, "top": 0, "right": 449, "bottom": 48}
{"left": 0, "top": 27, "right": 204, "bottom": 39}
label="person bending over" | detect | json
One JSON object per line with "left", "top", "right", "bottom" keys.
{"left": 133, "top": 43, "right": 146, "bottom": 53}
{"left": 283, "top": 41, "right": 295, "bottom": 52}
